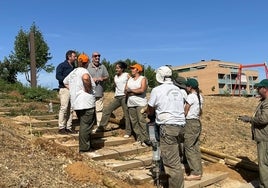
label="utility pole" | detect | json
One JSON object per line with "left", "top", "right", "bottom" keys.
{"left": 29, "top": 31, "right": 37, "bottom": 87}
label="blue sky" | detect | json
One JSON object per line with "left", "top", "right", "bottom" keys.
{"left": 1, "top": 0, "right": 268, "bottom": 89}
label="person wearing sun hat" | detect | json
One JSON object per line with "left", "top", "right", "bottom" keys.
{"left": 147, "top": 65, "right": 185, "bottom": 188}
{"left": 63, "top": 53, "right": 96, "bottom": 153}
{"left": 125, "top": 63, "right": 149, "bottom": 147}
{"left": 174, "top": 76, "right": 188, "bottom": 164}
{"left": 174, "top": 76, "right": 188, "bottom": 101}
{"left": 184, "top": 78, "right": 204, "bottom": 181}
{"left": 238, "top": 78, "right": 268, "bottom": 187}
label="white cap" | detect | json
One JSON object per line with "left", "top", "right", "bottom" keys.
{"left": 156, "top": 66, "right": 173, "bottom": 84}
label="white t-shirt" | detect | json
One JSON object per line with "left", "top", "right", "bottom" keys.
{"left": 114, "top": 72, "right": 129, "bottom": 97}
{"left": 180, "top": 89, "right": 188, "bottom": 103}
{"left": 63, "top": 67, "right": 96, "bottom": 110}
{"left": 185, "top": 92, "right": 203, "bottom": 119}
{"left": 126, "top": 76, "right": 147, "bottom": 107}
{"left": 148, "top": 83, "right": 185, "bottom": 125}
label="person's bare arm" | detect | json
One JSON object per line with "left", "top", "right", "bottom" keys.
{"left": 184, "top": 102, "right": 190, "bottom": 116}
{"left": 82, "top": 74, "right": 92, "bottom": 93}
{"left": 129, "top": 77, "right": 147, "bottom": 94}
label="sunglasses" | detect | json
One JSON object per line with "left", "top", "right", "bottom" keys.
{"left": 93, "top": 54, "right": 101, "bottom": 57}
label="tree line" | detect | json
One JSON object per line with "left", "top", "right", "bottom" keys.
{"left": 0, "top": 23, "right": 178, "bottom": 91}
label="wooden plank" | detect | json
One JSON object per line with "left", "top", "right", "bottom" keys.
{"left": 31, "top": 114, "right": 58, "bottom": 120}
{"left": 16, "top": 120, "right": 80, "bottom": 127}
{"left": 128, "top": 170, "right": 228, "bottom": 187}
{"left": 103, "top": 154, "right": 152, "bottom": 171}
{"left": 83, "top": 144, "right": 151, "bottom": 161}
{"left": 40, "top": 130, "right": 119, "bottom": 139}
{"left": 185, "top": 172, "right": 229, "bottom": 188}
{"left": 16, "top": 119, "right": 59, "bottom": 127}
{"left": 59, "top": 137, "right": 135, "bottom": 148}
{"left": 129, "top": 169, "right": 153, "bottom": 185}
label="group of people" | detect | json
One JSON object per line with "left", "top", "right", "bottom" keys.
{"left": 147, "top": 66, "right": 203, "bottom": 187}
{"left": 55, "top": 50, "right": 268, "bottom": 187}
{"left": 56, "top": 50, "right": 108, "bottom": 152}
{"left": 56, "top": 50, "right": 204, "bottom": 188}
{"left": 55, "top": 50, "right": 151, "bottom": 151}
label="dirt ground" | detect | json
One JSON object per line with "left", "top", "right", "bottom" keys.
{"left": 0, "top": 92, "right": 261, "bottom": 187}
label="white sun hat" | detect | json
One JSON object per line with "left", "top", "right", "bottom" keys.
{"left": 156, "top": 66, "right": 173, "bottom": 84}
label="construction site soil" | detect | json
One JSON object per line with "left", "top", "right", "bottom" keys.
{"left": 0, "top": 92, "right": 260, "bottom": 187}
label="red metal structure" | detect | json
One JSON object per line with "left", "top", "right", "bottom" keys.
{"left": 233, "top": 63, "right": 268, "bottom": 96}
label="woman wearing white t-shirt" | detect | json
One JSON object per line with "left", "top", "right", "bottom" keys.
{"left": 125, "top": 63, "right": 149, "bottom": 147}
{"left": 184, "top": 78, "right": 204, "bottom": 181}
{"left": 95, "top": 61, "right": 132, "bottom": 137}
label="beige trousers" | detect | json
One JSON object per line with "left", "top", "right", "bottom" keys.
{"left": 95, "top": 97, "right": 104, "bottom": 126}
{"left": 58, "top": 88, "right": 73, "bottom": 130}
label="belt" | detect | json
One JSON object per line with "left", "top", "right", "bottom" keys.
{"left": 186, "top": 119, "right": 200, "bottom": 121}
{"left": 159, "top": 124, "right": 185, "bottom": 127}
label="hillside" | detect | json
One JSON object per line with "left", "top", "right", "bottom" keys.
{"left": 0, "top": 93, "right": 261, "bottom": 187}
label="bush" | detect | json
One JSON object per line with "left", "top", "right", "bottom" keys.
{"left": 23, "top": 86, "right": 57, "bottom": 101}
{"left": 0, "top": 79, "right": 57, "bottom": 101}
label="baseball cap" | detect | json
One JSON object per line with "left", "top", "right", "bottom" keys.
{"left": 130, "top": 64, "right": 143, "bottom": 72}
{"left": 255, "top": 79, "right": 268, "bottom": 88}
{"left": 78, "top": 53, "right": 89, "bottom": 63}
{"left": 156, "top": 66, "right": 173, "bottom": 84}
{"left": 186, "top": 78, "right": 199, "bottom": 88}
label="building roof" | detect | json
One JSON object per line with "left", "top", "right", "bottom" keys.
{"left": 172, "top": 59, "right": 241, "bottom": 71}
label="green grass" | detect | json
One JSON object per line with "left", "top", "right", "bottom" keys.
{"left": 0, "top": 79, "right": 59, "bottom": 116}
{"left": 0, "top": 78, "right": 57, "bottom": 101}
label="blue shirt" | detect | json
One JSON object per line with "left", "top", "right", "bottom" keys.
{"left": 56, "top": 60, "right": 74, "bottom": 88}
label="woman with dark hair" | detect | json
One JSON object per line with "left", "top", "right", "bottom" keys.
{"left": 184, "top": 78, "right": 204, "bottom": 181}
{"left": 94, "top": 61, "right": 132, "bottom": 138}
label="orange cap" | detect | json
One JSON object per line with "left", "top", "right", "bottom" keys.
{"left": 78, "top": 53, "right": 89, "bottom": 63}
{"left": 130, "top": 64, "right": 143, "bottom": 72}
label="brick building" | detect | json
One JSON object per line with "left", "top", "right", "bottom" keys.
{"left": 172, "top": 60, "right": 259, "bottom": 96}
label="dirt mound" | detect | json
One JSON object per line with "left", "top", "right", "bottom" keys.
{"left": 65, "top": 161, "right": 98, "bottom": 182}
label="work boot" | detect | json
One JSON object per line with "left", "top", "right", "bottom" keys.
{"left": 66, "top": 128, "right": 77, "bottom": 134}
{"left": 58, "top": 128, "right": 67, "bottom": 134}
{"left": 93, "top": 126, "right": 105, "bottom": 133}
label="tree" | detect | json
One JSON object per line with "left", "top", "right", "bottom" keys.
{"left": 102, "top": 59, "right": 114, "bottom": 92}
{"left": 10, "top": 23, "right": 54, "bottom": 84}
{"left": 144, "top": 65, "right": 157, "bottom": 89}
{"left": 0, "top": 57, "right": 18, "bottom": 83}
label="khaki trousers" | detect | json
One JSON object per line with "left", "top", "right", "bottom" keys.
{"left": 58, "top": 88, "right": 73, "bottom": 130}
{"left": 160, "top": 124, "right": 184, "bottom": 188}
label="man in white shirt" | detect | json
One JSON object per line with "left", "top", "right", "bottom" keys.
{"left": 147, "top": 66, "right": 185, "bottom": 188}
{"left": 64, "top": 53, "right": 96, "bottom": 153}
